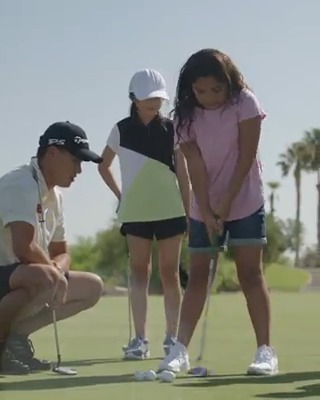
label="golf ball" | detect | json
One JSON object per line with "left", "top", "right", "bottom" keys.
{"left": 145, "top": 370, "right": 157, "bottom": 381}
{"left": 158, "top": 370, "right": 176, "bottom": 383}
{"left": 134, "top": 371, "right": 145, "bottom": 381}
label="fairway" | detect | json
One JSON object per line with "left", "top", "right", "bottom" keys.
{"left": 1, "top": 292, "right": 320, "bottom": 399}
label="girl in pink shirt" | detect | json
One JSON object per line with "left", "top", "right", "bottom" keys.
{"left": 159, "top": 48, "right": 278, "bottom": 375}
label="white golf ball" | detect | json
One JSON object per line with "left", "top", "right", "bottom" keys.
{"left": 145, "top": 369, "right": 157, "bottom": 381}
{"left": 134, "top": 371, "right": 145, "bottom": 381}
{"left": 158, "top": 370, "right": 176, "bottom": 383}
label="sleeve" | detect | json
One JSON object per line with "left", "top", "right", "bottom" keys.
{"left": 0, "top": 184, "right": 38, "bottom": 227}
{"left": 106, "top": 124, "right": 120, "bottom": 153}
{"left": 237, "top": 89, "right": 267, "bottom": 122}
{"left": 173, "top": 118, "right": 196, "bottom": 149}
{"left": 51, "top": 191, "right": 66, "bottom": 242}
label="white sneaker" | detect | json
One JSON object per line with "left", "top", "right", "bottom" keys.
{"left": 123, "top": 337, "right": 150, "bottom": 360}
{"left": 158, "top": 341, "right": 190, "bottom": 373}
{"left": 247, "top": 345, "right": 279, "bottom": 376}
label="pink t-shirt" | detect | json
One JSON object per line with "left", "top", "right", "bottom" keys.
{"left": 175, "top": 88, "right": 266, "bottom": 222}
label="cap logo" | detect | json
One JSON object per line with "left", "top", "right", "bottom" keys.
{"left": 48, "top": 138, "right": 66, "bottom": 146}
{"left": 74, "top": 136, "right": 89, "bottom": 145}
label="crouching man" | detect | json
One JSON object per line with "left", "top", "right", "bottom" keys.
{"left": 0, "top": 121, "right": 104, "bottom": 374}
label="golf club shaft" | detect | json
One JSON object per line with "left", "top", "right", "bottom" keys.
{"left": 52, "top": 309, "right": 61, "bottom": 366}
{"left": 198, "top": 257, "right": 216, "bottom": 360}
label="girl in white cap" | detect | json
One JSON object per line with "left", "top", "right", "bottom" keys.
{"left": 99, "top": 69, "right": 190, "bottom": 360}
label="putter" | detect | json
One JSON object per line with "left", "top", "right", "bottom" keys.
{"left": 33, "top": 168, "right": 77, "bottom": 376}
{"left": 51, "top": 309, "right": 77, "bottom": 375}
{"left": 189, "top": 234, "right": 220, "bottom": 376}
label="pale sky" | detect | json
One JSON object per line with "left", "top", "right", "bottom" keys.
{"left": 0, "top": 0, "right": 319, "bottom": 248}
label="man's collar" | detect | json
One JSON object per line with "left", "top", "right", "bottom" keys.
{"left": 29, "top": 157, "right": 50, "bottom": 200}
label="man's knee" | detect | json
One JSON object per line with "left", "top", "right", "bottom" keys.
{"left": 80, "top": 273, "right": 104, "bottom": 307}
{"left": 89, "top": 274, "right": 104, "bottom": 303}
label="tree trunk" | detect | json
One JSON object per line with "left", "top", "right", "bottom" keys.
{"left": 317, "top": 170, "right": 320, "bottom": 267}
{"left": 269, "top": 192, "right": 275, "bottom": 215}
{"left": 294, "top": 167, "right": 301, "bottom": 267}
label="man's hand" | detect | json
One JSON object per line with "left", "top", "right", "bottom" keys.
{"left": 49, "top": 270, "right": 69, "bottom": 308}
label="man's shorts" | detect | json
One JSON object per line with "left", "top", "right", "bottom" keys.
{"left": 0, "top": 263, "right": 20, "bottom": 301}
{"left": 120, "top": 216, "right": 187, "bottom": 241}
{"left": 189, "top": 205, "right": 267, "bottom": 254}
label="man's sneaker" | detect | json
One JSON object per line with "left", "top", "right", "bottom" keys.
{"left": 247, "top": 345, "right": 279, "bottom": 376}
{"left": 158, "top": 341, "right": 190, "bottom": 373}
{"left": 6, "top": 334, "right": 51, "bottom": 371}
{"left": 0, "top": 348, "right": 29, "bottom": 375}
{"left": 163, "top": 335, "right": 176, "bottom": 356}
{"left": 123, "top": 337, "right": 150, "bottom": 360}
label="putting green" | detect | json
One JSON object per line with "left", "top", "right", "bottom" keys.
{"left": 1, "top": 293, "right": 320, "bottom": 399}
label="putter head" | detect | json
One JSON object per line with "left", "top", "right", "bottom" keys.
{"left": 52, "top": 365, "right": 77, "bottom": 376}
{"left": 188, "top": 366, "right": 213, "bottom": 377}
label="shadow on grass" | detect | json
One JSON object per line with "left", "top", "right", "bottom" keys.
{"left": 62, "top": 357, "right": 161, "bottom": 367}
{"left": 256, "top": 382, "right": 320, "bottom": 398}
{"left": 176, "top": 371, "right": 320, "bottom": 389}
{"left": 0, "top": 373, "right": 135, "bottom": 391}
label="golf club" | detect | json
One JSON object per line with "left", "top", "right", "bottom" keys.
{"left": 33, "top": 168, "right": 77, "bottom": 376}
{"left": 189, "top": 234, "right": 220, "bottom": 376}
{"left": 196, "top": 255, "right": 217, "bottom": 362}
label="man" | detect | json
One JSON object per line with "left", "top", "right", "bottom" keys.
{"left": 0, "top": 121, "right": 104, "bottom": 374}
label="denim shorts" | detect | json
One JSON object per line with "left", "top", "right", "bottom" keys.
{"left": 189, "top": 205, "right": 267, "bottom": 254}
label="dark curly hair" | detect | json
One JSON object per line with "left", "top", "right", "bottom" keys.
{"left": 173, "top": 48, "right": 249, "bottom": 140}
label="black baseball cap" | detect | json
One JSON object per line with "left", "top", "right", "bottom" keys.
{"left": 39, "top": 121, "right": 103, "bottom": 164}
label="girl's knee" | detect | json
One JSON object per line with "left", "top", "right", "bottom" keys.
{"left": 237, "top": 266, "right": 264, "bottom": 288}
{"left": 130, "top": 264, "right": 150, "bottom": 286}
{"left": 160, "top": 265, "right": 179, "bottom": 285}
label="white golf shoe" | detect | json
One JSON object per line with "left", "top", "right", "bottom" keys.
{"left": 247, "top": 345, "right": 279, "bottom": 376}
{"left": 158, "top": 341, "right": 190, "bottom": 373}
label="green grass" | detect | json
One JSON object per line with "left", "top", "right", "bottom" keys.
{"left": 265, "top": 264, "right": 310, "bottom": 291}
{"left": 1, "top": 293, "right": 320, "bottom": 399}
{"left": 213, "top": 260, "right": 311, "bottom": 293}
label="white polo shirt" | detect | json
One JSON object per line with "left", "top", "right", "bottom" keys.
{"left": 0, "top": 157, "right": 66, "bottom": 266}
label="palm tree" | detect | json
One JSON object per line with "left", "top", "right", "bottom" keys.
{"left": 267, "top": 181, "right": 281, "bottom": 215}
{"left": 277, "top": 142, "right": 309, "bottom": 267}
{"left": 303, "top": 129, "right": 320, "bottom": 261}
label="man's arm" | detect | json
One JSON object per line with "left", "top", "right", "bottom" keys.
{"left": 48, "top": 241, "right": 71, "bottom": 273}
{"left": 9, "top": 221, "right": 52, "bottom": 265}
{"left": 48, "top": 193, "right": 71, "bottom": 273}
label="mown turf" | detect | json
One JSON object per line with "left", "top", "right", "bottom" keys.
{"left": 1, "top": 292, "right": 320, "bottom": 399}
